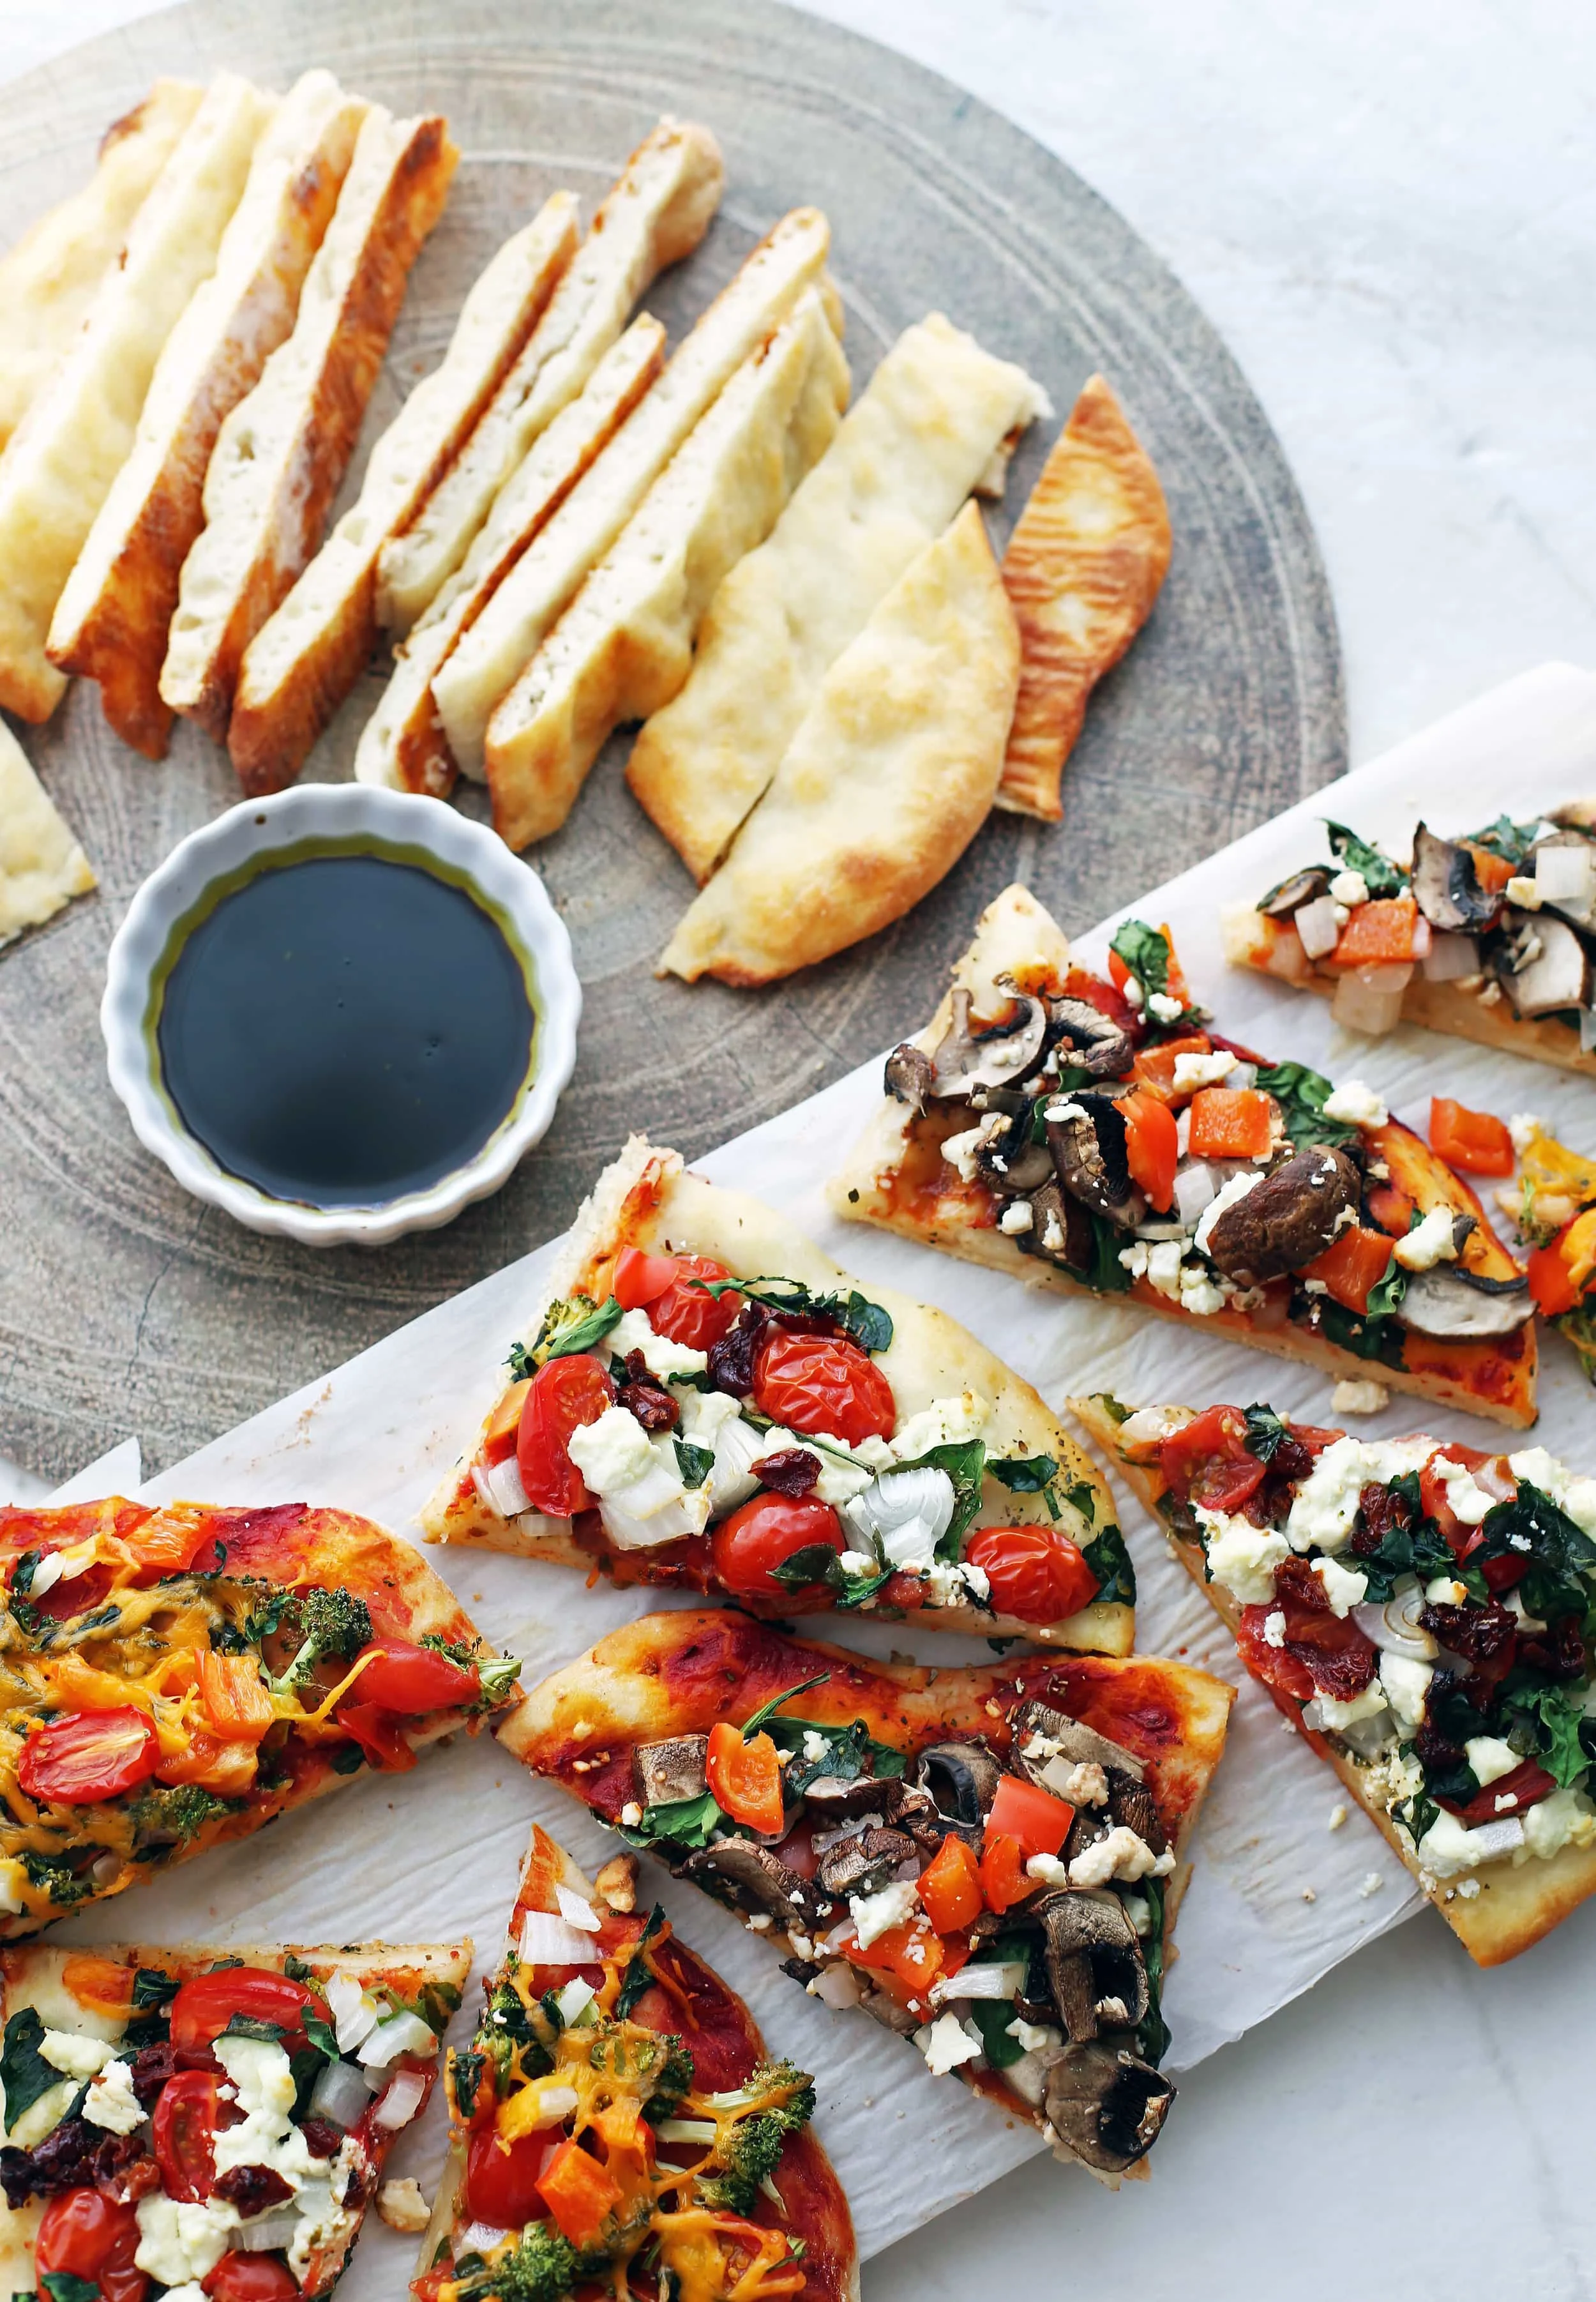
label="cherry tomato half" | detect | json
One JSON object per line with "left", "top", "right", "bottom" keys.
{"left": 350, "top": 1639, "right": 479, "bottom": 1714}
{"left": 204, "top": 2255, "right": 300, "bottom": 2302}
{"left": 1157, "top": 1405, "right": 1265, "bottom": 1514}
{"left": 19, "top": 1706, "right": 159, "bottom": 1805}
{"left": 516, "top": 1354, "right": 617, "bottom": 1517}
{"left": 752, "top": 1329, "right": 896, "bottom": 1448}
{"left": 711, "top": 1494, "right": 845, "bottom": 1606}
{"left": 153, "top": 2067, "right": 222, "bottom": 2202}
{"left": 334, "top": 1701, "right": 418, "bottom": 1775}
{"left": 169, "top": 1966, "right": 317, "bottom": 2055}
{"left": 614, "top": 1247, "right": 743, "bottom": 1352}
{"left": 964, "top": 1525, "right": 1101, "bottom": 1624}
{"left": 36, "top": 2188, "right": 147, "bottom": 2302}
{"left": 465, "top": 2124, "right": 555, "bottom": 2227}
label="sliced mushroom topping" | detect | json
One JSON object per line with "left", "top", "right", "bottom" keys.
{"left": 908, "top": 1738, "right": 1004, "bottom": 1830}
{"left": 927, "top": 983, "right": 1049, "bottom": 1098}
{"left": 884, "top": 1043, "right": 936, "bottom": 1112}
{"left": 633, "top": 1734, "right": 710, "bottom": 1809}
{"left": 1016, "top": 1179, "right": 1094, "bottom": 1274}
{"left": 1011, "top": 1700, "right": 1147, "bottom": 1787}
{"left": 1047, "top": 1094, "right": 1145, "bottom": 1228}
{"left": 679, "top": 1841, "right": 834, "bottom": 1931}
{"left": 1394, "top": 1266, "right": 1534, "bottom": 1338}
{"left": 1035, "top": 1889, "right": 1150, "bottom": 2044}
{"left": 815, "top": 1825, "right": 918, "bottom": 1898}
{"left": 1044, "top": 2043, "right": 1175, "bottom": 2174}
{"left": 1258, "top": 865, "right": 1334, "bottom": 920}
{"left": 858, "top": 1984, "right": 921, "bottom": 2037}
{"left": 801, "top": 1774, "right": 908, "bottom": 1824}
{"left": 1047, "top": 996, "right": 1136, "bottom": 1079}
{"left": 1495, "top": 911, "right": 1591, "bottom": 1018}
{"left": 1412, "top": 822, "right": 1502, "bottom": 931}
{"left": 1104, "top": 1772, "right": 1166, "bottom": 1856}
{"left": 971, "top": 1107, "right": 1054, "bottom": 1193}
{"left": 1203, "top": 1146, "right": 1360, "bottom": 1284}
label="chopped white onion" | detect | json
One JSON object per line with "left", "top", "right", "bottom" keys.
{"left": 1534, "top": 842, "right": 1595, "bottom": 907}
{"left": 460, "top": 2222, "right": 511, "bottom": 2255}
{"left": 516, "top": 2083, "right": 580, "bottom": 2130}
{"left": 327, "top": 1971, "right": 379, "bottom": 2054}
{"left": 476, "top": 1453, "right": 532, "bottom": 1519}
{"left": 844, "top": 1466, "right": 956, "bottom": 1571}
{"left": 1332, "top": 968, "right": 1410, "bottom": 1035}
{"left": 1173, "top": 1162, "right": 1217, "bottom": 1227}
{"left": 374, "top": 2068, "right": 429, "bottom": 2130}
{"left": 1463, "top": 1815, "right": 1525, "bottom": 1859}
{"left": 1351, "top": 1585, "right": 1438, "bottom": 1662}
{"left": 1410, "top": 914, "right": 1433, "bottom": 959}
{"left": 809, "top": 1964, "right": 862, "bottom": 2010}
{"left": 1294, "top": 895, "right": 1344, "bottom": 960}
{"left": 1422, "top": 930, "right": 1480, "bottom": 982}
{"left": 308, "top": 2056, "right": 375, "bottom": 2128}
{"left": 1000, "top": 2048, "right": 1055, "bottom": 2107}
{"left": 232, "top": 2209, "right": 303, "bottom": 2253}
{"left": 707, "top": 1415, "right": 768, "bottom": 1513}
{"left": 933, "top": 1960, "right": 1025, "bottom": 2003}
{"left": 555, "top": 1884, "right": 601, "bottom": 1933}
{"left": 554, "top": 1978, "right": 596, "bottom": 2024}
{"left": 521, "top": 1910, "right": 603, "bottom": 1969}
{"left": 359, "top": 2010, "right": 439, "bottom": 2070}
{"left": 28, "top": 1552, "right": 64, "bottom": 1597}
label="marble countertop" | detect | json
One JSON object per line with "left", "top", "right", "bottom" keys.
{"left": 4, "top": 4, "right": 1595, "bottom": 2294}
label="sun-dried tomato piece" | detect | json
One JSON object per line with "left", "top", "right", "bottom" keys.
{"left": 750, "top": 1448, "right": 822, "bottom": 1497}
{"left": 1418, "top": 1598, "right": 1516, "bottom": 1666}
{"left": 1350, "top": 1480, "right": 1413, "bottom": 1555}
{"left": 707, "top": 1304, "right": 768, "bottom": 1397}
{"left": 1516, "top": 1615, "right": 1588, "bottom": 1683}
{"left": 1270, "top": 1556, "right": 1379, "bottom": 1700}
{"left": 213, "top": 2164, "right": 294, "bottom": 2215}
{"left": 1445, "top": 1759, "right": 1557, "bottom": 1826}
{"left": 614, "top": 1351, "right": 679, "bottom": 1434}
{"left": 1237, "top": 1604, "right": 1316, "bottom": 1702}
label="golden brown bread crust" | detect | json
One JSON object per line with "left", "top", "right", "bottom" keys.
{"left": 1068, "top": 1392, "right": 1596, "bottom": 1965}
{"left": 997, "top": 374, "right": 1171, "bottom": 822}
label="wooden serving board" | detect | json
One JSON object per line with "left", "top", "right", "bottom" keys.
{"left": 0, "top": 0, "right": 1343, "bottom": 1479}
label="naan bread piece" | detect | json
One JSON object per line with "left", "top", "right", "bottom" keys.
{"left": 375, "top": 116, "right": 725, "bottom": 635}
{"left": 354, "top": 315, "right": 665, "bottom": 795}
{"left": 659, "top": 502, "right": 1018, "bottom": 985}
{"left": 47, "top": 72, "right": 366, "bottom": 759}
{"left": 0, "top": 74, "right": 272, "bottom": 725}
{"left": 433, "top": 207, "right": 833, "bottom": 781}
{"left": 997, "top": 374, "right": 1171, "bottom": 822}
{"left": 160, "top": 108, "right": 462, "bottom": 744}
{"left": 0, "top": 79, "right": 202, "bottom": 450}
{"left": 484, "top": 291, "right": 848, "bottom": 847}
{"left": 0, "top": 724, "right": 94, "bottom": 948}
{"left": 628, "top": 312, "right": 1047, "bottom": 885}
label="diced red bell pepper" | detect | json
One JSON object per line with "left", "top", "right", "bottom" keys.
{"left": 1429, "top": 1098, "right": 1514, "bottom": 1177}
{"left": 1332, "top": 893, "right": 1419, "bottom": 966}
{"left": 985, "top": 1773, "right": 1074, "bottom": 1859}
{"left": 1187, "top": 1087, "right": 1274, "bottom": 1161}
{"left": 1301, "top": 1224, "right": 1398, "bottom": 1315}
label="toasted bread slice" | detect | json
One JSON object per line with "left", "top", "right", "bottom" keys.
{"left": 659, "top": 501, "right": 1018, "bottom": 983}
{"left": 46, "top": 72, "right": 366, "bottom": 759}
{"left": 376, "top": 117, "right": 724, "bottom": 637}
{"left": 627, "top": 312, "right": 1048, "bottom": 884}
{"left": 0, "top": 723, "right": 96, "bottom": 948}
{"left": 483, "top": 289, "right": 847, "bottom": 847}
{"left": 354, "top": 314, "right": 665, "bottom": 794}
{"left": 0, "top": 80, "right": 203, "bottom": 450}
{"left": 0, "top": 74, "right": 272, "bottom": 725}
{"left": 160, "top": 109, "right": 461, "bottom": 745}
{"left": 996, "top": 373, "right": 1171, "bottom": 822}
{"left": 432, "top": 207, "right": 832, "bottom": 782}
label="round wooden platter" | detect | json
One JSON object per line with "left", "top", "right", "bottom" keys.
{"left": 0, "top": 0, "right": 1344, "bottom": 1479}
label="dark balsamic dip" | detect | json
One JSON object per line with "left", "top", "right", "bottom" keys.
{"left": 156, "top": 850, "right": 536, "bottom": 1208}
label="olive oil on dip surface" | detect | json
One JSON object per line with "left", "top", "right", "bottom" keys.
{"left": 155, "top": 842, "right": 538, "bottom": 1208}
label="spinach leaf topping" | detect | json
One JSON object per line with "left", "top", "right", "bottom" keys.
{"left": 1499, "top": 1684, "right": 1590, "bottom": 1789}
{"left": 764, "top": 1716, "right": 905, "bottom": 1796}
{"left": 628, "top": 1790, "right": 725, "bottom": 1850}
{"left": 1252, "top": 1061, "right": 1360, "bottom": 1153}
{"left": 674, "top": 1439, "right": 715, "bottom": 1490}
{"left": 614, "top": 1907, "right": 667, "bottom": 2019}
{"left": 509, "top": 1292, "right": 624, "bottom": 1379}
{"left": 1310, "top": 1297, "right": 1409, "bottom": 1372}
{"left": 1468, "top": 813, "right": 1546, "bottom": 869}
{"left": 1109, "top": 920, "right": 1172, "bottom": 997}
{"left": 130, "top": 1967, "right": 178, "bottom": 2010}
{"left": 1242, "top": 1405, "right": 1293, "bottom": 1462}
{"left": 692, "top": 1276, "right": 893, "bottom": 1354}
{"left": 988, "top": 1453, "right": 1058, "bottom": 1494}
{"left": 1477, "top": 1481, "right": 1596, "bottom": 1625}
{"left": 1, "top": 2009, "right": 61, "bottom": 2133}
{"left": 1083, "top": 1525, "right": 1137, "bottom": 1608}
{"left": 1325, "top": 821, "right": 1407, "bottom": 898}
{"left": 1137, "top": 1877, "right": 1172, "bottom": 2068}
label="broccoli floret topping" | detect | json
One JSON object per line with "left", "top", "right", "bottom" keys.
{"left": 475, "top": 1975, "right": 549, "bottom": 2086}
{"left": 19, "top": 1851, "right": 93, "bottom": 1909}
{"left": 262, "top": 1586, "right": 372, "bottom": 1697}
{"left": 419, "top": 1632, "right": 522, "bottom": 1706}
{"left": 129, "top": 1784, "right": 238, "bottom": 1848}
{"left": 453, "top": 2222, "right": 585, "bottom": 2301}
{"left": 593, "top": 2027, "right": 692, "bottom": 2123}
{"left": 693, "top": 2060, "right": 817, "bottom": 2215}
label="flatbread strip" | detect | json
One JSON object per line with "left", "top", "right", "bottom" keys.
{"left": 433, "top": 206, "right": 833, "bottom": 782}
{"left": 0, "top": 79, "right": 202, "bottom": 449}
{"left": 829, "top": 882, "right": 1539, "bottom": 1428}
{"left": 0, "top": 1937, "right": 471, "bottom": 2299}
{"left": 500, "top": 1608, "right": 1233, "bottom": 2177}
{"left": 0, "top": 73, "right": 272, "bottom": 725}
{"left": 0, "top": 723, "right": 95, "bottom": 948}
{"left": 0, "top": 1496, "right": 513, "bottom": 1939}
{"left": 160, "top": 106, "right": 462, "bottom": 745}
{"left": 1069, "top": 1393, "right": 1596, "bottom": 1967}
{"left": 483, "top": 286, "right": 849, "bottom": 849}
{"left": 377, "top": 115, "right": 725, "bottom": 635}
{"left": 47, "top": 71, "right": 367, "bottom": 759}
{"left": 355, "top": 315, "right": 666, "bottom": 794}
{"left": 659, "top": 499, "right": 1019, "bottom": 985}
{"left": 995, "top": 374, "right": 1171, "bottom": 823}
{"left": 629, "top": 312, "right": 1050, "bottom": 885}
{"left": 423, "top": 1131, "right": 1132, "bottom": 1653}
{"left": 416, "top": 1823, "right": 859, "bottom": 2302}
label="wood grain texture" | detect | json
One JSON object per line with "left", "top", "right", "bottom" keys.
{"left": 0, "top": 0, "right": 1343, "bottom": 1479}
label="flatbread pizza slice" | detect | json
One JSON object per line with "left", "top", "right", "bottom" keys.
{"left": 500, "top": 1609, "right": 1234, "bottom": 2184}
{"left": 410, "top": 1822, "right": 857, "bottom": 2302}
{"left": 0, "top": 1496, "right": 518, "bottom": 1935}
{"left": 1073, "top": 1391, "right": 1596, "bottom": 1965}
{"left": 1223, "top": 802, "right": 1596, "bottom": 1077}
{"left": 1496, "top": 1118, "right": 1596, "bottom": 1383}
{"left": 421, "top": 1134, "right": 1136, "bottom": 1654}
{"left": 0, "top": 1932, "right": 469, "bottom": 2299}
{"left": 0, "top": 724, "right": 96, "bottom": 950}
{"left": 830, "top": 882, "right": 1539, "bottom": 1428}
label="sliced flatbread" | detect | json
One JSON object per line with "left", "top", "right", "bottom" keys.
{"left": 47, "top": 71, "right": 366, "bottom": 759}
{"left": 160, "top": 107, "right": 460, "bottom": 745}
{"left": 501, "top": 1608, "right": 1234, "bottom": 2182}
{"left": 0, "top": 73, "right": 273, "bottom": 724}
{"left": 483, "top": 288, "right": 848, "bottom": 847}
{"left": 0, "top": 79, "right": 203, "bottom": 449}
{"left": 423, "top": 1131, "right": 1134, "bottom": 1652}
{"left": 996, "top": 373, "right": 1171, "bottom": 822}
{"left": 659, "top": 501, "right": 1018, "bottom": 984}
{"left": 433, "top": 206, "right": 833, "bottom": 781}
{"left": 0, "top": 1937, "right": 469, "bottom": 2296}
{"left": 829, "top": 881, "right": 1539, "bottom": 1427}
{"left": 376, "top": 115, "right": 725, "bottom": 634}
{"left": 0, "top": 723, "right": 95, "bottom": 948}
{"left": 627, "top": 312, "right": 1047, "bottom": 885}
{"left": 354, "top": 314, "right": 665, "bottom": 794}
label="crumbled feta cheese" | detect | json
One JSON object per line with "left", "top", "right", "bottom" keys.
{"left": 1455, "top": 1877, "right": 1481, "bottom": 1898}
{"left": 158, "top": 2285, "right": 211, "bottom": 2302}
{"left": 959, "top": 1560, "right": 991, "bottom": 1602}
{"left": 1330, "top": 1378, "right": 1390, "bottom": 1416}
{"left": 1067, "top": 1828, "right": 1174, "bottom": 1889}
{"left": 1115, "top": 1404, "right": 1195, "bottom": 1451}
{"left": 1523, "top": 1786, "right": 1596, "bottom": 1861}
{"left": 1171, "top": 1048, "right": 1236, "bottom": 1091}
{"left": 40, "top": 2029, "right": 115, "bottom": 2079}
{"left": 1358, "top": 1872, "right": 1384, "bottom": 1898}
{"left": 1041, "top": 1207, "right": 1066, "bottom": 1252}
{"left": 1119, "top": 1241, "right": 1148, "bottom": 1284}
{"left": 1284, "top": 1435, "right": 1436, "bottom": 1554}
{"left": 889, "top": 1392, "right": 990, "bottom": 1461}
{"left": 288, "top": 2172, "right": 354, "bottom": 2282}
{"left": 135, "top": 2196, "right": 239, "bottom": 2285}
{"left": 1196, "top": 1506, "right": 1289, "bottom": 1605}
{"left": 619, "top": 1801, "right": 642, "bottom": 1827}
{"left": 998, "top": 1200, "right": 1034, "bottom": 1235}
{"left": 850, "top": 1881, "right": 919, "bottom": 1949}
{"left": 1039, "top": 1759, "right": 1108, "bottom": 1807}
{"left": 1193, "top": 1167, "right": 1262, "bottom": 1257}
{"left": 939, "top": 1126, "right": 986, "bottom": 1184}
{"left": 838, "top": 1551, "right": 877, "bottom": 1577}
{"left": 1328, "top": 868, "right": 1369, "bottom": 907}
{"left": 1428, "top": 1452, "right": 1494, "bottom": 1527}
{"left": 1416, "top": 1807, "right": 1521, "bottom": 1877}
{"left": 1379, "top": 1653, "right": 1433, "bottom": 1732}
{"left": 1426, "top": 1575, "right": 1468, "bottom": 1605}
{"left": 1394, "top": 1205, "right": 1460, "bottom": 1271}
{"left": 916, "top": 2013, "right": 983, "bottom": 2076}
{"left": 377, "top": 2177, "right": 431, "bottom": 2234}
{"left": 1147, "top": 991, "right": 1184, "bottom": 1024}
{"left": 1142, "top": 1240, "right": 1183, "bottom": 1301}
{"left": 1507, "top": 1446, "right": 1596, "bottom": 1540}
{"left": 1261, "top": 1610, "right": 1287, "bottom": 1647}
{"left": 567, "top": 1405, "right": 658, "bottom": 1492}
{"left": 1328, "top": 1803, "right": 1348, "bottom": 1831}
{"left": 1505, "top": 874, "right": 1542, "bottom": 910}
{"left": 1177, "top": 1263, "right": 1226, "bottom": 1317}
{"left": 1025, "top": 1852, "right": 1071, "bottom": 1888}
{"left": 1306, "top": 1681, "right": 1390, "bottom": 1732}
{"left": 1121, "top": 977, "right": 1145, "bottom": 1010}
{"left": 801, "top": 1730, "right": 831, "bottom": 1764}
{"left": 1508, "top": 1113, "right": 1543, "bottom": 1156}
{"left": 1464, "top": 1735, "right": 1521, "bottom": 1787}
{"left": 1320, "top": 1079, "right": 1388, "bottom": 1129}
{"left": 1312, "top": 1556, "right": 1369, "bottom": 1617}
{"left": 610, "top": 1306, "right": 709, "bottom": 1379}
{"left": 569, "top": 1409, "right": 709, "bottom": 1547}
{"left": 1005, "top": 2016, "right": 1060, "bottom": 2054}
{"left": 82, "top": 2056, "right": 143, "bottom": 2134}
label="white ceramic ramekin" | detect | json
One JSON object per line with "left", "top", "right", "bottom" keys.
{"left": 101, "top": 785, "right": 580, "bottom": 1247}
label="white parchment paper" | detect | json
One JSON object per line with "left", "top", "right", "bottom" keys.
{"left": 47, "top": 662, "right": 1596, "bottom": 2287}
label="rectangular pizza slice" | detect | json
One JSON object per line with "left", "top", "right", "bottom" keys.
{"left": 829, "top": 882, "right": 1539, "bottom": 1427}
{"left": 1071, "top": 1391, "right": 1596, "bottom": 1965}
{"left": 1222, "top": 802, "right": 1596, "bottom": 1077}
{"left": 0, "top": 1496, "right": 518, "bottom": 1935}
{"left": 420, "top": 1134, "right": 1137, "bottom": 1655}
{"left": 0, "top": 1932, "right": 469, "bottom": 2299}
{"left": 499, "top": 1609, "right": 1233, "bottom": 2184}
{"left": 410, "top": 1821, "right": 857, "bottom": 2302}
